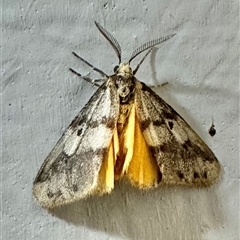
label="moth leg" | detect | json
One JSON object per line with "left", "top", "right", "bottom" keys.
{"left": 84, "top": 72, "right": 106, "bottom": 85}
{"left": 69, "top": 68, "right": 101, "bottom": 87}
{"left": 92, "top": 78, "right": 106, "bottom": 85}
{"left": 149, "top": 82, "right": 169, "bottom": 88}
{"left": 71, "top": 51, "right": 109, "bottom": 78}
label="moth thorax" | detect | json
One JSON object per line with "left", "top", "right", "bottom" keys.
{"left": 114, "top": 63, "right": 135, "bottom": 103}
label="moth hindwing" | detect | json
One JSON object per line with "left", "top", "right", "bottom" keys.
{"left": 33, "top": 21, "right": 220, "bottom": 209}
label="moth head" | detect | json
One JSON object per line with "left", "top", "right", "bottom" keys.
{"left": 115, "top": 62, "right": 133, "bottom": 77}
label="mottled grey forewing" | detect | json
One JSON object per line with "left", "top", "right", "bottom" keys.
{"left": 33, "top": 79, "right": 119, "bottom": 208}
{"left": 134, "top": 80, "right": 220, "bottom": 187}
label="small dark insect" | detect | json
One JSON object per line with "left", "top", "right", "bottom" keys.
{"left": 208, "top": 122, "right": 216, "bottom": 137}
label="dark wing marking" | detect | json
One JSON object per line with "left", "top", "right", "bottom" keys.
{"left": 134, "top": 80, "right": 220, "bottom": 187}
{"left": 33, "top": 79, "right": 119, "bottom": 208}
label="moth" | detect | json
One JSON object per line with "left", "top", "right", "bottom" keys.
{"left": 33, "top": 21, "right": 221, "bottom": 209}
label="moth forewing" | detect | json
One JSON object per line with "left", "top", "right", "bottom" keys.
{"left": 33, "top": 79, "right": 120, "bottom": 209}
{"left": 134, "top": 80, "right": 220, "bottom": 187}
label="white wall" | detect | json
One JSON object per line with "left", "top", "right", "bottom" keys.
{"left": 2, "top": 0, "right": 239, "bottom": 239}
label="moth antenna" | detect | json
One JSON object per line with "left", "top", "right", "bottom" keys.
{"left": 94, "top": 21, "right": 122, "bottom": 64}
{"left": 71, "top": 51, "right": 109, "bottom": 78}
{"left": 129, "top": 33, "right": 176, "bottom": 63}
{"left": 133, "top": 48, "right": 153, "bottom": 75}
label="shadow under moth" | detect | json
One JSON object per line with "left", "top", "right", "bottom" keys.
{"left": 33, "top": 21, "right": 221, "bottom": 209}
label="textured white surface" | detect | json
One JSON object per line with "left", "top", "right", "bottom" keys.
{"left": 2, "top": 0, "right": 239, "bottom": 240}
